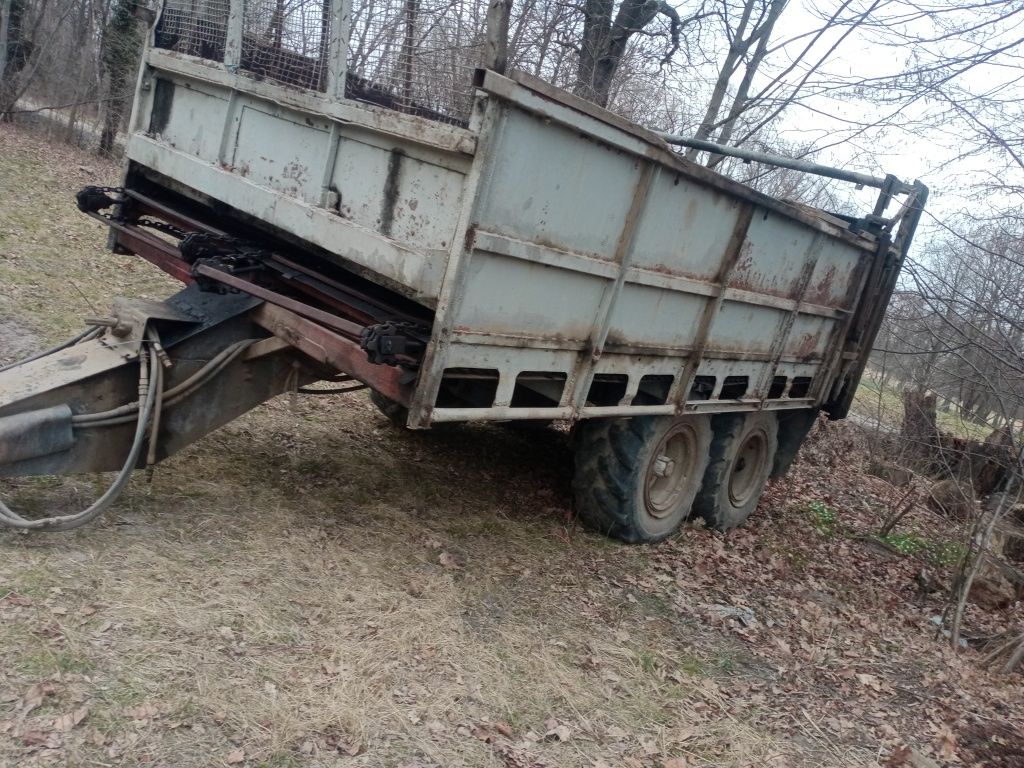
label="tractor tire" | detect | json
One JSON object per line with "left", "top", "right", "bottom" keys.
{"left": 573, "top": 415, "right": 713, "bottom": 544}
{"left": 694, "top": 412, "right": 778, "bottom": 531}
{"left": 370, "top": 389, "right": 409, "bottom": 428}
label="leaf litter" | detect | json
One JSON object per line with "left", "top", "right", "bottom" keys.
{"left": 0, "top": 122, "right": 1022, "bottom": 768}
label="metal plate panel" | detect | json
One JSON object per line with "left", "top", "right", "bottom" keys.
{"left": 452, "top": 251, "right": 608, "bottom": 342}
{"left": 703, "top": 300, "right": 787, "bottom": 356}
{"left": 233, "top": 106, "right": 330, "bottom": 205}
{"left": 153, "top": 82, "right": 228, "bottom": 162}
{"left": 804, "top": 242, "right": 866, "bottom": 309}
{"left": 472, "top": 107, "right": 643, "bottom": 261}
{"left": 331, "top": 136, "right": 465, "bottom": 251}
{"left": 734, "top": 211, "right": 820, "bottom": 301}
{"left": 605, "top": 284, "right": 706, "bottom": 351}
{"left": 629, "top": 171, "right": 744, "bottom": 282}
{"left": 784, "top": 314, "right": 836, "bottom": 361}
{"left": 128, "top": 134, "right": 445, "bottom": 299}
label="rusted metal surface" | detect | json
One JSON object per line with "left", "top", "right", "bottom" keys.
{"left": 756, "top": 233, "right": 825, "bottom": 403}
{"left": 671, "top": 204, "right": 755, "bottom": 408}
{"left": 0, "top": 338, "right": 138, "bottom": 415}
{"left": 125, "top": 189, "right": 227, "bottom": 236}
{"left": 144, "top": 51, "right": 478, "bottom": 155}
{"left": 484, "top": 0, "right": 512, "bottom": 74}
{"left": 98, "top": 215, "right": 194, "bottom": 283}
{"left": 570, "top": 162, "right": 657, "bottom": 410}
{"left": 192, "top": 265, "right": 365, "bottom": 339}
{"left": 251, "top": 303, "right": 408, "bottom": 405}
{"left": 476, "top": 70, "right": 882, "bottom": 252}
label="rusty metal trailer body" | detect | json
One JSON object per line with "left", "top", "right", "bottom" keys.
{"left": 0, "top": 0, "right": 927, "bottom": 539}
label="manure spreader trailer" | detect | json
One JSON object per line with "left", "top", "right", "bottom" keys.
{"left": 0, "top": 0, "right": 927, "bottom": 540}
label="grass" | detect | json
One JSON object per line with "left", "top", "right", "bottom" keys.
{"left": 880, "top": 531, "right": 967, "bottom": 568}
{"left": 0, "top": 121, "right": 985, "bottom": 768}
{"left": 852, "top": 376, "right": 994, "bottom": 442}
{"left": 806, "top": 500, "right": 839, "bottom": 536}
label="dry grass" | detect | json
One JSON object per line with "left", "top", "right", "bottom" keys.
{"left": 3, "top": 122, "right": 1019, "bottom": 768}
{"left": 1, "top": 393, "right": 820, "bottom": 768}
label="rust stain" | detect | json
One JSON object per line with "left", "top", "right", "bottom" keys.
{"left": 804, "top": 263, "right": 839, "bottom": 306}
{"left": 281, "top": 161, "right": 308, "bottom": 185}
{"left": 792, "top": 331, "right": 822, "bottom": 360}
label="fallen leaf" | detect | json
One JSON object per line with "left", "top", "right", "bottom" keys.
{"left": 439, "top": 551, "right": 461, "bottom": 570}
{"left": 855, "top": 673, "right": 882, "bottom": 692}
{"left": 21, "top": 682, "right": 58, "bottom": 716}
{"left": 671, "top": 725, "right": 697, "bottom": 743}
{"left": 21, "top": 728, "right": 60, "bottom": 748}
{"left": 936, "top": 724, "right": 957, "bottom": 761}
{"left": 55, "top": 706, "right": 89, "bottom": 732}
{"left": 126, "top": 702, "right": 160, "bottom": 721}
{"left": 493, "top": 721, "right": 513, "bottom": 738}
{"left": 544, "top": 723, "right": 571, "bottom": 742}
{"left": 226, "top": 748, "right": 245, "bottom": 764}
{"left": 338, "top": 741, "right": 360, "bottom": 756}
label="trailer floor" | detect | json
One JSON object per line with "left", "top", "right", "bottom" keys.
{"left": 2, "top": 123, "right": 1022, "bottom": 768}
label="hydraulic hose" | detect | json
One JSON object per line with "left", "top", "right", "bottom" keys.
{"left": 0, "top": 341, "right": 161, "bottom": 532}
{"left": 72, "top": 339, "right": 256, "bottom": 428}
{"left": 0, "top": 326, "right": 102, "bottom": 374}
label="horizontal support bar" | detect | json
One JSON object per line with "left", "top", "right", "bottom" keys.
{"left": 194, "top": 265, "right": 364, "bottom": 339}
{"left": 654, "top": 134, "right": 897, "bottom": 191}
{"left": 472, "top": 230, "right": 849, "bottom": 320}
{"left": 428, "top": 399, "right": 817, "bottom": 423}
{"left": 147, "top": 50, "right": 477, "bottom": 156}
{"left": 251, "top": 303, "right": 408, "bottom": 406}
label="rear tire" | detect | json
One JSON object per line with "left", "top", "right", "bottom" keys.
{"left": 573, "top": 415, "right": 713, "bottom": 544}
{"left": 694, "top": 412, "right": 778, "bottom": 531}
{"left": 370, "top": 389, "right": 409, "bottom": 428}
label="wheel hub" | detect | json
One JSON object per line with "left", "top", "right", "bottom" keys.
{"left": 644, "top": 426, "right": 697, "bottom": 518}
{"left": 728, "top": 430, "right": 767, "bottom": 507}
{"left": 652, "top": 454, "right": 676, "bottom": 478}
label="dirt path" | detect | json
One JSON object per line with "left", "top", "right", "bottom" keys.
{"left": 0, "top": 316, "right": 40, "bottom": 365}
{"left": 1, "top": 122, "right": 1021, "bottom": 768}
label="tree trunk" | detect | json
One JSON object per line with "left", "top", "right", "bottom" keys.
{"left": 0, "top": 0, "right": 11, "bottom": 83}
{"left": 575, "top": 0, "right": 613, "bottom": 104}
{"left": 706, "top": 0, "right": 786, "bottom": 166}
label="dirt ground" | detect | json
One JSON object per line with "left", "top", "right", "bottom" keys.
{"left": 1, "top": 123, "right": 1022, "bottom": 768}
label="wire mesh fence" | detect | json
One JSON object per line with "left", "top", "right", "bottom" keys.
{"left": 347, "top": 0, "right": 487, "bottom": 125}
{"left": 150, "top": 0, "right": 681, "bottom": 128}
{"left": 154, "top": 0, "right": 231, "bottom": 61}
{"left": 240, "top": 0, "right": 330, "bottom": 91}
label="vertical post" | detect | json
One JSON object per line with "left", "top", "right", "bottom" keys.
{"left": 570, "top": 163, "right": 656, "bottom": 413}
{"left": 399, "top": 0, "right": 418, "bottom": 107}
{"left": 484, "top": 0, "right": 511, "bottom": 74}
{"left": 225, "top": 0, "right": 244, "bottom": 68}
{"left": 326, "top": 0, "right": 351, "bottom": 100}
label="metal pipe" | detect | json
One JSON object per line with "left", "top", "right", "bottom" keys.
{"left": 654, "top": 133, "right": 898, "bottom": 191}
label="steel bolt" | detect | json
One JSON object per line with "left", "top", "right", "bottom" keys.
{"left": 652, "top": 455, "right": 675, "bottom": 478}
